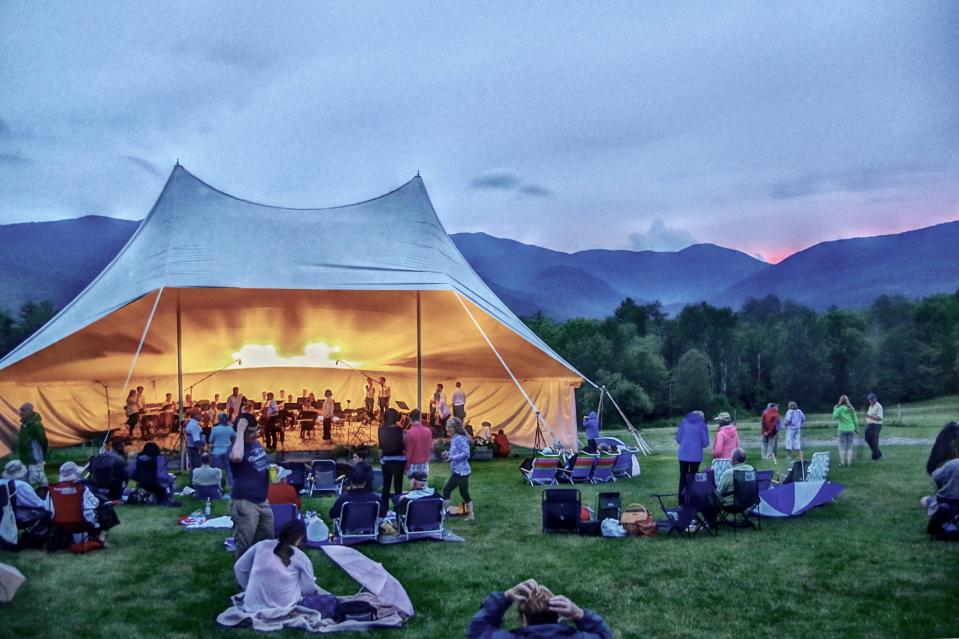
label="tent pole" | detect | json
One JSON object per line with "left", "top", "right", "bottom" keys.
{"left": 177, "top": 291, "right": 185, "bottom": 471}
{"left": 416, "top": 291, "right": 422, "bottom": 410}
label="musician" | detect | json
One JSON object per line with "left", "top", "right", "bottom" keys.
{"left": 321, "top": 389, "right": 335, "bottom": 442}
{"left": 226, "top": 386, "right": 243, "bottom": 420}
{"left": 452, "top": 381, "right": 467, "bottom": 420}
{"left": 303, "top": 392, "right": 316, "bottom": 410}
{"left": 378, "top": 377, "right": 391, "bottom": 415}
{"left": 125, "top": 389, "right": 139, "bottom": 438}
{"left": 160, "top": 392, "right": 177, "bottom": 434}
{"left": 265, "top": 392, "right": 282, "bottom": 449}
{"left": 136, "top": 385, "right": 146, "bottom": 414}
{"left": 184, "top": 393, "right": 195, "bottom": 412}
{"left": 365, "top": 378, "right": 376, "bottom": 420}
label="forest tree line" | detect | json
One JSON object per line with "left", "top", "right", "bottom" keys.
{"left": 0, "top": 301, "right": 56, "bottom": 358}
{"left": 525, "top": 291, "right": 959, "bottom": 422}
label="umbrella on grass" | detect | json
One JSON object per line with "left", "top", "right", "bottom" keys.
{"left": 0, "top": 563, "right": 25, "bottom": 602}
{"left": 755, "top": 481, "right": 845, "bottom": 518}
{"left": 320, "top": 545, "right": 414, "bottom": 617}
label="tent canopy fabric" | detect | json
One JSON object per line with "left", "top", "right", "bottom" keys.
{"left": 0, "top": 166, "right": 583, "bottom": 454}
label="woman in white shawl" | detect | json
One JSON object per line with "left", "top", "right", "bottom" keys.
{"left": 234, "top": 518, "right": 320, "bottom": 612}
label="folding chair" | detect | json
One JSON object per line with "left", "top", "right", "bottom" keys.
{"left": 652, "top": 471, "right": 718, "bottom": 537}
{"left": 271, "top": 503, "right": 300, "bottom": 537}
{"left": 280, "top": 462, "right": 308, "bottom": 494}
{"left": 335, "top": 500, "right": 380, "bottom": 544}
{"left": 719, "top": 469, "right": 761, "bottom": 532}
{"left": 398, "top": 496, "right": 445, "bottom": 540}
{"left": 308, "top": 460, "right": 338, "bottom": 497}
{"left": 597, "top": 492, "right": 621, "bottom": 521}
{"left": 807, "top": 452, "right": 830, "bottom": 481}
{"left": 542, "top": 488, "right": 581, "bottom": 533}
{"left": 612, "top": 450, "right": 636, "bottom": 479}
{"left": 49, "top": 482, "right": 95, "bottom": 551}
{"left": 192, "top": 484, "right": 222, "bottom": 500}
{"left": 711, "top": 458, "right": 731, "bottom": 482}
{"left": 558, "top": 455, "right": 597, "bottom": 484}
{"left": 590, "top": 456, "right": 617, "bottom": 484}
{"left": 522, "top": 457, "right": 559, "bottom": 486}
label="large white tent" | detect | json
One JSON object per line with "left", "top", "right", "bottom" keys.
{"left": 0, "top": 165, "right": 585, "bottom": 455}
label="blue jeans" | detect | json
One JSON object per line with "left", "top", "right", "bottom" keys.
{"left": 212, "top": 452, "right": 233, "bottom": 488}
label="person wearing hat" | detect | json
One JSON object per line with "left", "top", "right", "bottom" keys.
{"left": 865, "top": 393, "right": 884, "bottom": 461}
{"left": 46, "top": 461, "right": 101, "bottom": 538}
{"left": 3, "top": 459, "right": 49, "bottom": 514}
{"left": 17, "top": 403, "right": 48, "bottom": 488}
{"left": 328, "top": 468, "right": 380, "bottom": 522}
{"left": 711, "top": 412, "right": 740, "bottom": 461}
{"left": 395, "top": 470, "right": 436, "bottom": 519}
{"left": 760, "top": 403, "right": 782, "bottom": 460}
{"left": 267, "top": 465, "right": 301, "bottom": 509}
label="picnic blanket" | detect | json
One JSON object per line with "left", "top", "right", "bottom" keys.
{"left": 180, "top": 515, "right": 234, "bottom": 529}
{"left": 216, "top": 592, "right": 406, "bottom": 633}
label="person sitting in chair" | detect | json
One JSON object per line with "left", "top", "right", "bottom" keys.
{"left": 395, "top": 470, "right": 436, "bottom": 518}
{"left": 3, "top": 459, "right": 50, "bottom": 524}
{"left": 192, "top": 453, "right": 222, "bottom": 487}
{"left": 47, "top": 461, "right": 105, "bottom": 543}
{"left": 328, "top": 468, "right": 380, "bottom": 522}
{"left": 468, "top": 579, "right": 613, "bottom": 638}
{"left": 89, "top": 439, "right": 131, "bottom": 501}
{"left": 267, "top": 465, "right": 302, "bottom": 510}
{"left": 922, "top": 437, "right": 959, "bottom": 519}
{"left": 493, "top": 428, "right": 511, "bottom": 458}
{"left": 129, "top": 442, "right": 177, "bottom": 506}
{"left": 715, "top": 447, "right": 754, "bottom": 506}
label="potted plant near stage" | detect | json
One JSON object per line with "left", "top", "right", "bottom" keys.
{"left": 470, "top": 437, "right": 495, "bottom": 461}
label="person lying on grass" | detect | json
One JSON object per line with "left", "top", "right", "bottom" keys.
{"left": 467, "top": 578, "right": 613, "bottom": 638}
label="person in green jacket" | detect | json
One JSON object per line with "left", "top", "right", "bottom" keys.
{"left": 17, "top": 403, "right": 49, "bottom": 487}
{"left": 832, "top": 395, "right": 859, "bottom": 467}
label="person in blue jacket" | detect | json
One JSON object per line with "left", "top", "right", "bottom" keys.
{"left": 582, "top": 411, "right": 600, "bottom": 453}
{"left": 675, "top": 410, "right": 710, "bottom": 501}
{"left": 467, "top": 579, "right": 612, "bottom": 638}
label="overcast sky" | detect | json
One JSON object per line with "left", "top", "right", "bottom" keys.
{"left": 1, "top": 2, "right": 957, "bottom": 262}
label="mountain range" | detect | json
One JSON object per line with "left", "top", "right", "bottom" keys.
{"left": 1, "top": 216, "right": 957, "bottom": 319}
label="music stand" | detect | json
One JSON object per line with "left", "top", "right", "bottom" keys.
{"left": 395, "top": 401, "right": 410, "bottom": 411}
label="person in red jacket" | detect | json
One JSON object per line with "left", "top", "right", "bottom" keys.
{"left": 494, "top": 429, "right": 512, "bottom": 458}
{"left": 403, "top": 408, "right": 433, "bottom": 478}
{"left": 267, "top": 465, "right": 301, "bottom": 509}
{"left": 761, "top": 403, "right": 782, "bottom": 460}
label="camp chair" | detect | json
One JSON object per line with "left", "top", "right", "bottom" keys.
{"left": 192, "top": 484, "right": 222, "bottom": 500}
{"left": 597, "top": 492, "right": 621, "bottom": 521}
{"left": 308, "top": 460, "right": 338, "bottom": 497}
{"left": 558, "top": 455, "right": 597, "bottom": 484}
{"left": 48, "top": 482, "right": 95, "bottom": 551}
{"left": 88, "top": 454, "right": 125, "bottom": 501}
{"left": 652, "top": 471, "right": 718, "bottom": 537}
{"left": 590, "top": 455, "right": 617, "bottom": 484}
{"left": 398, "top": 496, "right": 445, "bottom": 540}
{"left": 927, "top": 497, "right": 959, "bottom": 541}
{"left": 719, "top": 469, "right": 761, "bottom": 532}
{"left": 711, "top": 458, "right": 731, "bottom": 483}
{"left": 612, "top": 450, "right": 636, "bottom": 479}
{"left": 756, "top": 470, "right": 774, "bottom": 492}
{"left": 542, "top": 488, "right": 581, "bottom": 533}
{"left": 271, "top": 503, "right": 300, "bottom": 537}
{"left": 808, "top": 452, "right": 830, "bottom": 481}
{"left": 522, "top": 457, "right": 559, "bottom": 486}
{"left": 280, "top": 462, "right": 308, "bottom": 494}
{"left": 335, "top": 500, "right": 380, "bottom": 544}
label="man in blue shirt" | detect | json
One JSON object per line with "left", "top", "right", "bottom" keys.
{"left": 208, "top": 413, "right": 236, "bottom": 490}
{"left": 229, "top": 401, "right": 274, "bottom": 558}
{"left": 184, "top": 408, "right": 205, "bottom": 471}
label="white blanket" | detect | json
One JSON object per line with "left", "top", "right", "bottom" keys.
{"left": 216, "top": 592, "right": 406, "bottom": 633}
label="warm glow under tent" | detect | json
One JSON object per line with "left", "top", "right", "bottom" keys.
{"left": 0, "top": 165, "right": 585, "bottom": 456}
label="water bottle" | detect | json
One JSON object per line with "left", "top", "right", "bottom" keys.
{"left": 204, "top": 497, "right": 211, "bottom": 517}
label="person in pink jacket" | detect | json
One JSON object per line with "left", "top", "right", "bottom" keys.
{"left": 711, "top": 412, "right": 740, "bottom": 460}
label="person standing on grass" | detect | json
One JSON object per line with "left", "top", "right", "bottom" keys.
{"left": 675, "top": 411, "right": 709, "bottom": 501}
{"left": 17, "top": 403, "right": 48, "bottom": 489}
{"left": 209, "top": 413, "right": 236, "bottom": 491}
{"left": 229, "top": 403, "right": 274, "bottom": 559}
{"left": 711, "top": 411, "right": 740, "bottom": 461}
{"left": 782, "top": 401, "right": 806, "bottom": 460}
{"left": 833, "top": 395, "right": 859, "bottom": 467}
{"left": 865, "top": 393, "right": 884, "bottom": 460}
{"left": 760, "top": 403, "right": 781, "bottom": 460}
{"left": 442, "top": 417, "right": 474, "bottom": 520}
{"left": 404, "top": 408, "right": 432, "bottom": 478}
{"left": 378, "top": 408, "right": 406, "bottom": 515}
{"left": 583, "top": 411, "right": 600, "bottom": 453}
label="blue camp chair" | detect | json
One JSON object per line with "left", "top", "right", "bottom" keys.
{"left": 652, "top": 471, "right": 718, "bottom": 537}
{"left": 398, "top": 496, "right": 445, "bottom": 540}
{"left": 308, "top": 460, "right": 337, "bottom": 496}
{"left": 523, "top": 457, "right": 559, "bottom": 486}
{"left": 335, "top": 500, "right": 380, "bottom": 544}
{"left": 271, "top": 503, "right": 300, "bottom": 537}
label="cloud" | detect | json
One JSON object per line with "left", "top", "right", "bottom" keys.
{"left": 121, "top": 155, "right": 162, "bottom": 177}
{"left": 469, "top": 171, "right": 552, "bottom": 197}
{"left": 0, "top": 152, "right": 31, "bottom": 165}
{"left": 628, "top": 218, "right": 697, "bottom": 252}
{"left": 769, "top": 166, "right": 924, "bottom": 200}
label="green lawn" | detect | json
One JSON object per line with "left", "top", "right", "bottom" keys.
{"left": 1, "top": 399, "right": 957, "bottom": 639}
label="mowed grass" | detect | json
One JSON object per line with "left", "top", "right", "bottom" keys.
{"left": 2, "top": 398, "right": 958, "bottom": 639}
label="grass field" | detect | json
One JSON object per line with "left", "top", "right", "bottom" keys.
{"left": 1, "top": 399, "right": 957, "bottom": 639}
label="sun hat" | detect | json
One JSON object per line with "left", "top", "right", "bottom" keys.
{"left": 713, "top": 412, "right": 732, "bottom": 423}
{"left": 2, "top": 460, "right": 27, "bottom": 480}
{"left": 59, "top": 461, "right": 83, "bottom": 482}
